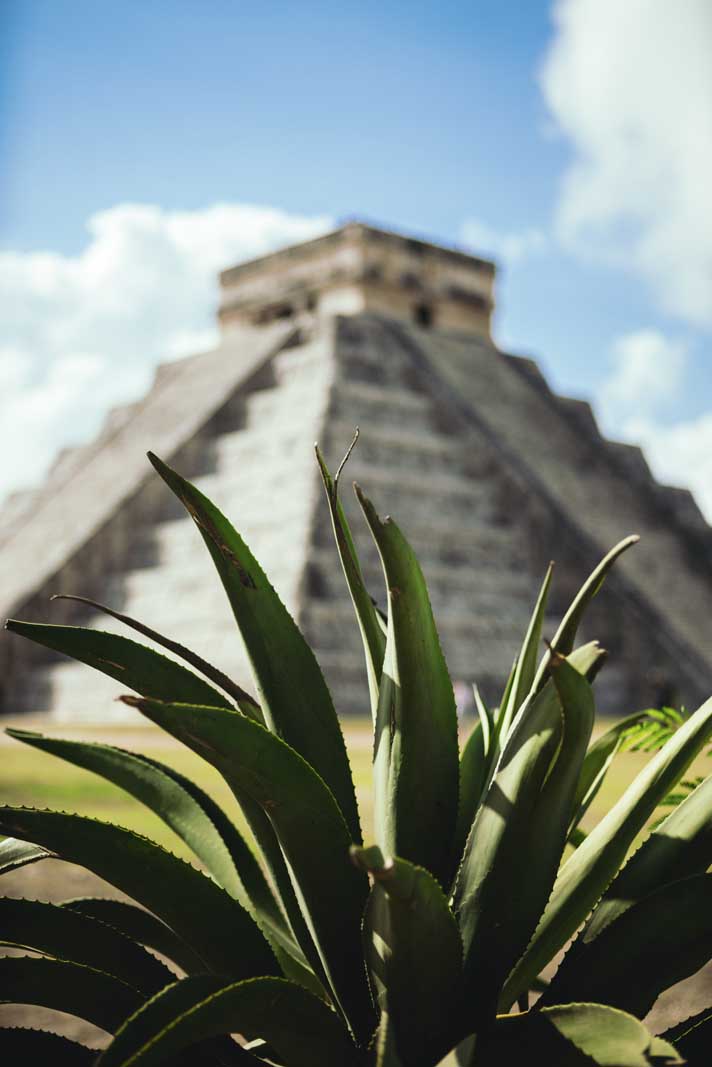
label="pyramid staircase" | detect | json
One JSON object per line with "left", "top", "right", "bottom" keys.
{"left": 11, "top": 329, "right": 334, "bottom": 720}
{"left": 3, "top": 221, "right": 711, "bottom": 722}
{"left": 7, "top": 315, "right": 544, "bottom": 720}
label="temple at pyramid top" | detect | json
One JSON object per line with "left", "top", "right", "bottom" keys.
{"left": 1, "top": 221, "right": 711, "bottom": 723}
{"left": 217, "top": 222, "right": 496, "bottom": 337}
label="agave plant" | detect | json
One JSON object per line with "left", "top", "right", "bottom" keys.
{"left": 1, "top": 440, "right": 711, "bottom": 1067}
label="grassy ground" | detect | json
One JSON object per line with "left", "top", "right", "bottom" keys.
{"left": 1, "top": 714, "right": 710, "bottom": 1047}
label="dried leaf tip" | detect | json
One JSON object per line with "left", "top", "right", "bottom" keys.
{"left": 118, "top": 694, "right": 144, "bottom": 708}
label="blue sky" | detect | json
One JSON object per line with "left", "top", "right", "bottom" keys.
{"left": 1, "top": 0, "right": 711, "bottom": 511}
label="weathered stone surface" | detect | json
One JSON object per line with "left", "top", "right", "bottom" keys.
{"left": 1, "top": 223, "right": 710, "bottom": 720}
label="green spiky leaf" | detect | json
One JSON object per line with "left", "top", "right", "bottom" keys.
{"left": 503, "top": 692, "right": 712, "bottom": 1007}
{"left": 63, "top": 898, "right": 205, "bottom": 975}
{"left": 355, "top": 484, "right": 459, "bottom": 888}
{"left": 478, "top": 1003, "right": 682, "bottom": 1067}
{"left": 451, "top": 719, "right": 486, "bottom": 870}
{"left": 123, "top": 696, "right": 374, "bottom": 1044}
{"left": 4, "top": 620, "right": 233, "bottom": 708}
{"left": 453, "top": 649, "right": 597, "bottom": 1020}
{"left": 354, "top": 847, "right": 463, "bottom": 1067}
{"left": 50, "top": 592, "right": 260, "bottom": 714}
{"left": 532, "top": 535, "right": 638, "bottom": 690}
{"left": 543, "top": 874, "right": 712, "bottom": 1016}
{"left": 0, "top": 955, "right": 142, "bottom": 1033}
{"left": 316, "top": 433, "right": 385, "bottom": 719}
{"left": 0, "top": 835, "right": 52, "bottom": 874}
{"left": 0, "top": 1026, "right": 99, "bottom": 1065}
{"left": 148, "top": 451, "right": 361, "bottom": 846}
{"left": 662, "top": 1005, "right": 712, "bottom": 1066}
{"left": 567, "top": 710, "right": 652, "bottom": 844}
{"left": 5, "top": 728, "right": 304, "bottom": 976}
{"left": 98, "top": 976, "right": 362, "bottom": 1067}
{"left": 0, "top": 897, "right": 173, "bottom": 994}
{"left": 584, "top": 771, "right": 712, "bottom": 940}
{"left": 0, "top": 807, "right": 277, "bottom": 981}
{"left": 496, "top": 563, "right": 553, "bottom": 746}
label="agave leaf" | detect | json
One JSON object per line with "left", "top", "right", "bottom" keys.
{"left": 451, "top": 1034, "right": 476, "bottom": 1067}
{"left": 4, "top": 620, "right": 233, "bottom": 708}
{"left": 316, "top": 435, "right": 385, "bottom": 720}
{"left": 50, "top": 592, "right": 260, "bottom": 716}
{"left": 148, "top": 451, "right": 361, "bottom": 845}
{"left": 453, "top": 650, "right": 598, "bottom": 1020}
{"left": 495, "top": 657, "right": 517, "bottom": 729}
{"left": 496, "top": 564, "right": 553, "bottom": 746}
{"left": 478, "top": 1003, "right": 682, "bottom": 1067}
{"left": 567, "top": 710, "right": 651, "bottom": 843}
{"left": 98, "top": 976, "right": 363, "bottom": 1067}
{"left": 451, "top": 720, "right": 486, "bottom": 871}
{"left": 355, "top": 484, "right": 459, "bottom": 887}
{"left": 63, "top": 897, "right": 206, "bottom": 974}
{"left": 5, "top": 728, "right": 298, "bottom": 965}
{"left": 375, "top": 1012, "right": 404, "bottom": 1067}
{"left": 0, "top": 897, "right": 173, "bottom": 994}
{"left": 0, "top": 955, "right": 142, "bottom": 1033}
{"left": 473, "top": 686, "right": 492, "bottom": 754}
{"left": 0, "top": 807, "right": 277, "bottom": 981}
{"left": 353, "top": 847, "right": 463, "bottom": 1067}
{"left": 0, "top": 836, "right": 52, "bottom": 874}
{"left": 662, "top": 1006, "right": 712, "bottom": 1067}
{"left": 532, "top": 535, "right": 639, "bottom": 692}
{"left": 584, "top": 772, "right": 712, "bottom": 941}
{"left": 0, "top": 1027, "right": 98, "bottom": 1065}
{"left": 94, "top": 975, "right": 257, "bottom": 1067}
{"left": 452, "top": 678, "right": 561, "bottom": 1016}
{"left": 219, "top": 785, "right": 329, "bottom": 996}
{"left": 502, "top": 692, "right": 712, "bottom": 1007}
{"left": 123, "top": 696, "right": 374, "bottom": 1045}
{"left": 542, "top": 874, "right": 712, "bottom": 1017}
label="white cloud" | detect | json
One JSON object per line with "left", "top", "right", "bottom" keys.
{"left": 596, "top": 328, "right": 712, "bottom": 519}
{"left": 541, "top": 0, "right": 712, "bottom": 328}
{"left": 0, "top": 202, "right": 332, "bottom": 502}
{"left": 460, "top": 218, "right": 547, "bottom": 265}
{"left": 598, "top": 329, "right": 688, "bottom": 419}
{"left": 633, "top": 413, "right": 712, "bottom": 519}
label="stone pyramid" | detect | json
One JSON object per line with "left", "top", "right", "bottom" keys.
{"left": 1, "top": 222, "right": 711, "bottom": 721}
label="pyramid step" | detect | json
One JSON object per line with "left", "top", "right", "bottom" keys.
{"left": 212, "top": 428, "right": 316, "bottom": 468}
{"left": 245, "top": 383, "right": 325, "bottom": 425}
{"left": 271, "top": 339, "right": 332, "bottom": 379}
{"left": 340, "top": 462, "right": 493, "bottom": 504}
{"left": 245, "top": 358, "right": 330, "bottom": 411}
{"left": 325, "top": 419, "right": 461, "bottom": 464}
{"left": 105, "top": 559, "right": 297, "bottom": 604}
{"left": 313, "top": 511, "right": 526, "bottom": 558}
{"left": 149, "top": 509, "right": 313, "bottom": 559}
{"left": 307, "top": 549, "right": 535, "bottom": 602}
{"left": 335, "top": 379, "right": 430, "bottom": 413}
{"left": 192, "top": 468, "right": 317, "bottom": 508}
{"left": 305, "top": 599, "right": 532, "bottom": 647}
{"left": 329, "top": 403, "right": 433, "bottom": 437}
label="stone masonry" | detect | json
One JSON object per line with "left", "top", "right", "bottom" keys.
{"left": 1, "top": 222, "right": 711, "bottom": 721}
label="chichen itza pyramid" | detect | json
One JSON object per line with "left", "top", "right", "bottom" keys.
{"left": 1, "top": 222, "right": 711, "bottom": 721}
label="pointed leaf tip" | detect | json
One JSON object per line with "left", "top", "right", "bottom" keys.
{"left": 350, "top": 844, "right": 387, "bottom": 874}
{"left": 120, "top": 694, "right": 144, "bottom": 709}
